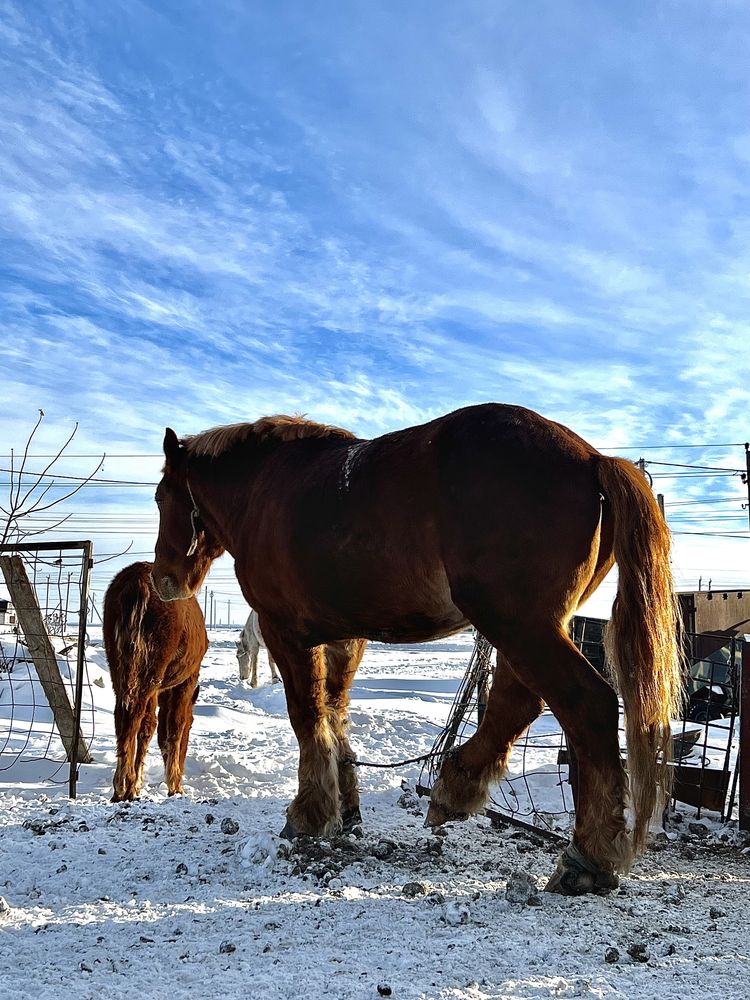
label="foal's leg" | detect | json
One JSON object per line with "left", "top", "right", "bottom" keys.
{"left": 178, "top": 685, "right": 200, "bottom": 780}
{"left": 132, "top": 693, "right": 158, "bottom": 797}
{"left": 325, "top": 639, "right": 368, "bottom": 829}
{"left": 261, "top": 622, "right": 340, "bottom": 837}
{"left": 426, "top": 652, "right": 544, "bottom": 826}
{"left": 112, "top": 696, "right": 149, "bottom": 802}
{"left": 498, "top": 627, "right": 628, "bottom": 893}
{"left": 157, "top": 680, "right": 198, "bottom": 795}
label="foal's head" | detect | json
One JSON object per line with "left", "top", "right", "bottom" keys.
{"left": 152, "top": 428, "right": 224, "bottom": 601}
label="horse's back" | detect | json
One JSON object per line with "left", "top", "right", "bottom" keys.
{"left": 230, "top": 403, "right": 608, "bottom": 642}
{"left": 104, "top": 561, "right": 207, "bottom": 693}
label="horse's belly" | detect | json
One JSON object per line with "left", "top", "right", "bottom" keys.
{"left": 364, "top": 609, "right": 469, "bottom": 644}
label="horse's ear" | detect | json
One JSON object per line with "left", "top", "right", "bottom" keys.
{"left": 163, "top": 427, "right": 182, "bottom": 469}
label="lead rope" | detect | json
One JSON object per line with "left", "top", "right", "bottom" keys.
{"left": 344, "top": 749, "right": 446, "bottom": 769}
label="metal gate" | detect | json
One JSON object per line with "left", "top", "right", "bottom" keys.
{"left": 0, "top": 540, "right": 94, "bottom": 796}
{"left": 418, "top": 621, "right": 747, "bottom": 839}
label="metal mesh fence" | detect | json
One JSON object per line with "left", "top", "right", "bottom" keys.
{"left": 0, "top": 541, "right": 95, "bottom": 794}
{"left": 418, "top": 619, "right": 743, "bottom": 838}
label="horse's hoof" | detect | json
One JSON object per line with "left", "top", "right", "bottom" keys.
{"left": 278, "top": 818, "right": 300, "bottom": 841}
{"left": 341, "top": 806, "right": 362, "bottom": 832}
{"left": 544, "top": 846, "right": 619, "bottom": 896}
{"left": 424, "top": 800, "right": 468, "bottom": 828}
{"left": 112, "top": 791, "right": 137, "bottom": 803}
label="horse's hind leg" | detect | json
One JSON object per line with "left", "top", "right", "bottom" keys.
{"left": 157, "top": 680, "right": 197, "bottom": 796}
{"left": 112, "top": 696, "right": 148, "bottom": 802}
{"left": 426, "top": 652, "right": 544, "bottom": 826}
{"left": 261, "top": 622, "right": 340, "bottom": 838}
{"left": 178, "top": 684, "right": 200, "bottom": 779}
{"left": 132, "top": 693, "right": 158, "bottom": 797}
{"left": 325, "top": 639, "right": 368, "bottom": 829}
{"left": 268, "top": 650, "right": 281, "bottom": 683}
{"left": 496, "top": 626, "right": 628, "bottom": 893}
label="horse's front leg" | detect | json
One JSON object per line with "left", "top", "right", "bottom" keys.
{"left": 261, "top": 622, "right": 340, "bottom": 838}
{"left": 325, "top": 639, "right": 368, "bottom": 829}
{"left": 247, "top": 634, "right": 261, "bottom": 688}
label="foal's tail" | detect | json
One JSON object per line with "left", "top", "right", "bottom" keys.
{"left": 598, "top": 457, "right": 683, "bottom": 856}
{"left": 105, "top": 567, "right": 153, "bottom": 708}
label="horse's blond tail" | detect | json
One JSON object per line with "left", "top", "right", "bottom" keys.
{"left": 598, "top": 457, "right": 683, "bottom": 856}
{"left": 106, "top": 569, "right": 152, "bottom": 708}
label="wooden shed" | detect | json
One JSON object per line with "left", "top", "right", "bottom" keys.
{"left": 0, "top": 598, "right": 17, "bottom": 627}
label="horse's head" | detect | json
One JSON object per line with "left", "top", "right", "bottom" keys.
{"left": 152, "top": 428, "right": 224, "bottom": 601}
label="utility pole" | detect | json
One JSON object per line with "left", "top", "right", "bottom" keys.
{"left": 228, "top": 599, "right": 231, "bottom": 627}
{"left": 637, "top": 457, "right": 656, "bottom": 488}
{"left": 745, "top": 443, "right": 750, "bottom": 535}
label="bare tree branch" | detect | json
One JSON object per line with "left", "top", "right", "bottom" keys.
{"left": 93, "top": 540, "right": 134, "bottom": 564}
{"left": 16, "top": 421, "right": 79, "bottom": 511}
{"left": 11, "top": 409, "right": 44, "bottom": 513}
{"left": 16, "top": 513, "right": 74, "bottom": 537}
{"left": 21, "top": 457, "right": 105, "bottom": 517}
{"left": 1, "top": 413, "right": 105, "bottom": 546}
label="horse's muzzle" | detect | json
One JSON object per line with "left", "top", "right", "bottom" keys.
{"left": 150, "top": 571, "right": 189, "bottom": 602}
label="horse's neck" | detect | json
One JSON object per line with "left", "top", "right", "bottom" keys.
{"left": 193, "top": 466, "right": 244, "bottom": 551}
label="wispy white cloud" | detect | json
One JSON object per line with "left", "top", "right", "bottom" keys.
{"left": 2, "top": 0, "right": 750, "bottom": 605}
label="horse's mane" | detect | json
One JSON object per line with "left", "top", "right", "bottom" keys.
{"left": 183, "top": 414, "right": 357, "bottom": 459}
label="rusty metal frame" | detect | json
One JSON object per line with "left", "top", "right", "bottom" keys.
{"left": 0, "top": 539, "right": 93, "bottom": 797}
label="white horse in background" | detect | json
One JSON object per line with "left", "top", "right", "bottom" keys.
{"left": 236, "top": 609, "right": 282, "bottom": 687}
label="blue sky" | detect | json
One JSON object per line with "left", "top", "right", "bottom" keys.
{"left": 1, "top": 1, "right": 749, "bottom": 617}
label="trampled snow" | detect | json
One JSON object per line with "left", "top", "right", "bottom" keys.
{"left": 1, "top": 629, "right": 749, "bottom": 999}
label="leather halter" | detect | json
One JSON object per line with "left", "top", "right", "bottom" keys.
{"left": 185, "top": 477, "right": 202, "bottom": 557}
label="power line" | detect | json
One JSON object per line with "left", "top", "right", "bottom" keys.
{"left": 671, "top": 531, "right": 750, "bottom": 539}
{"left": 0, "top": 468, "right": 156, "bottom": 486}
{"left": 4, "top": 442, "right": 746, "bottom": 457}
{"left": 666, "top": 497, "right": 743, "bottom": 506}
{"left": 600, "top": 442, "right": 745, "bottom": 451}
{"left": 644, "top": 460, "right": 745, "bottom": 473}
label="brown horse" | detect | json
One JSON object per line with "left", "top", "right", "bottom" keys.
{"left": 150, "top": 403, "right": 682, "bottom": 895}
{"left": 104, "top": 560, "right": 208, "bottom": 801}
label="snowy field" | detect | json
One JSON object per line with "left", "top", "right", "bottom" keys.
{"left": 1, "top": 628, "right": 749, "bottom": 1000}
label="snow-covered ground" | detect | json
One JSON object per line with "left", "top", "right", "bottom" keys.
{"left": 1, "top": 629, "right": 749, "bottom": 1000}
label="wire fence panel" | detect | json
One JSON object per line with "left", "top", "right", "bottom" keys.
{"left": 419, "top": 620, "right": 744, "bottom": 841}
{"left": 0, "top": 540, "right": 95, "bottom": 796}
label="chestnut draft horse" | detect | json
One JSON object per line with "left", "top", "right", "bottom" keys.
{"left": 151, "top": 403, "right": 682, "bottom": 895}
{"left": 104, "top": 561, "right": 208, "bottom": 801}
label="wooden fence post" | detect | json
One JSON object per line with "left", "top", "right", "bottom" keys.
{"left": 0, "top": 555, "right": 91, "bottom": 764}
